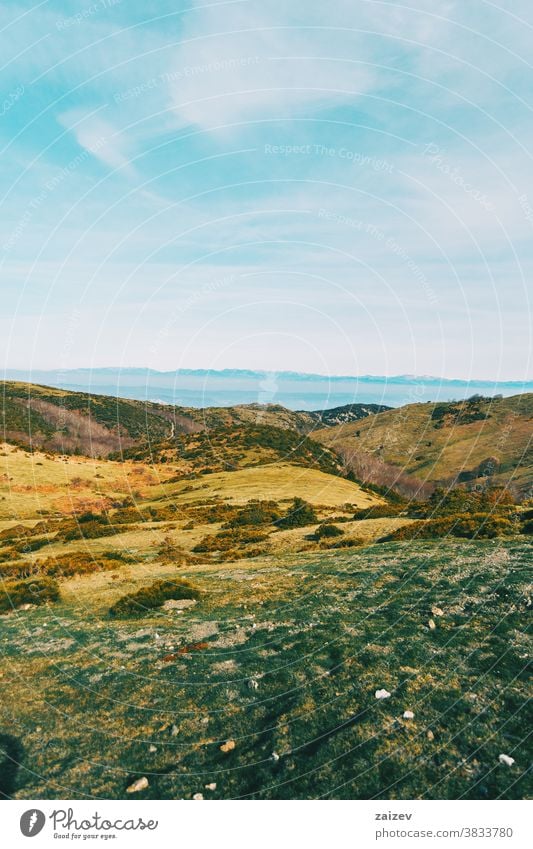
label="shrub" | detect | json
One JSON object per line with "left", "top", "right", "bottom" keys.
{"left": 109, "top": 578, "right": 200, "bottom": 618}
{"left": 193, "top": 528, "right": 268, "bottom": 553}
{"left": 314, "top": 523, "right": 344, "bottom": 539}
{"left": 0, "top": 576, "right": 60, "bottom": 613}
{"left": 352, "top": 504, "right": 404, "bottom": 520}
{"left": 379, "top": 513, "right": 516, "bottom": 542}
{"left": 224, "top": 500, "right": 280, "bottom": 528}
{"left": 413, "top": 486, "right": 516, "bottom": 519}
{"left": 275, "top": 498, "right": 317, "bottom": 529}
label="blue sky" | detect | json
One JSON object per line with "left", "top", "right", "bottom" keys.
{"left": 1, "top": 0, "right": 532, "bottom": 380}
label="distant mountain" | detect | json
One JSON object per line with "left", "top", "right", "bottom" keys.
{"left": 3, "top": 368, "right": 531, "bottom": 410}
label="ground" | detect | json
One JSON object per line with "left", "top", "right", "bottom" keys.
{"left": 0, "top": 539, "right": 530, "bottom": 800}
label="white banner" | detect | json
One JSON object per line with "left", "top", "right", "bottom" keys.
{"left": 1, "top": 800, "right": 530, "bottom": 849}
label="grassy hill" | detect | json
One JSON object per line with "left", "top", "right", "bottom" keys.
{"left": 1, "top": 539, "right": 530, "bottom": 799}
{"left": 0, "top": 382, "right": 385, "bottom": 459}
{"left": 0, "top": 383, "right": 531, "bottom": 800}
{"left": 314, "top": 394, "right": 533, "bottom": 497}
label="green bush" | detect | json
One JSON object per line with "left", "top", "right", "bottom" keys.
{"left": 0, "top": 576, "right": 60, "bottom": 613}
{"left": 352, "top": 504, "right": 404, "bottom": 520}
{"left": 314, "top": 523, "right": 344, "bottom": 539}
{"left": 109, "top": 578, "right": 200, "bottom": 618}
{"left": 224, "top": 500, "right": 280, "bottom": 528}
{"left": 193, "top": 528, "right": 268, "bottom": 553}
{"left": 275, "top": 498, "right": 317, "bottom": 529}
{"left": 379, "top": 513, "right": 516, "bottom": 543}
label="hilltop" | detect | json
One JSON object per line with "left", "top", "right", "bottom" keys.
{"left": 314, "top": 393, "right": 533, "bottom": 497}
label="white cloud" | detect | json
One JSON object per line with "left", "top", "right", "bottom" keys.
{"left": 57, "top": 108, "right": 135, "bottom": 175}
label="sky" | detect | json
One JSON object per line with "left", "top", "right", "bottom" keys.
{"left": 1, "top": 0, "right": 532, "bottom": 380}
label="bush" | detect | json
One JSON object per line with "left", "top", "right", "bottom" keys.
{"left": 0, "top": 576, "right": 60, "bottom": 613}
{"left": 352, "top": 504, "right": 404, "bottom": 520}
{"left": 314, "top": 523, "right": 344, "bottom": 539}
{"left": 379, "top": 513, "right": 516, "bottom": 543}
{"left": 412, "top": 486, "right": 516, "bottom": 519}
{"left": 275, "top": 498, "right": 317, "bottom": 529}
{"left": 193, "top": 528, "right": 268, "bottom": 553}
{"left": 224, "top": 500, "right": 280, "bottom": 528}
{"left": 109, "top": 578, "right": 200, "bottom": 618}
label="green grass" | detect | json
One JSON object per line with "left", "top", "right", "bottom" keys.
{"left": 0, "top": 539, "right": 530, "bottom": 800}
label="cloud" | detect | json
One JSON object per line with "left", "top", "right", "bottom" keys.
{"left": 164, "top": 2, "right": 379, "bottom": 131}
{"left": 57, "top": 108, "right": 135, "bottom": 174}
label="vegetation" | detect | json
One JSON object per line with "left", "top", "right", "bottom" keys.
{"left": 275, "top": 497, "right": 318, "bottom": 529}
{"left": 109, "top": 578, "right": 200, "bottom": 618}
{"left": 380, "top": 514, "right": 516, "bottom": 542}
{"left": 314, "top": 523, "right": 344, "bottom": 539}
{"left": 0, "top": 576, "right": 60, "bottom": 613}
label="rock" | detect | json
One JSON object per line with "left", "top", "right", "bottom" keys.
{"left": 126, "top": 776, "right": 149, "bottom": 794}
{"left": 220, "top": 739, "right": 236, "bottom": 753}
{"left": 18, "top": 603, "right": 35, "bottom": 611}
{"left": 498, "top": 754, "right": 515, "bottom": 767}
{"left": 205, "top": 782, "right": 217, "bottom": 790}
{"left": 428, "top": 618, "right": 437, "bottom": 630}
{"left": 192, "top": 793, "right": 204, "bottom": 800}
{"left": 403, "top": 710, "right": 415, "bottom": 720}
{"left": 248, "top": 678, "right": 259, "bottom": 690}
{"left": 427, "top": 730, "right": 435, "bottom": 741}
{"left": 149, "top": 744, "right": 157, "bottom": 753}
{"left": 162, "top": 599, "right": 197, "bottom": 611}
{"left": 171, "top": 724, "right": 179, "bottom": 736}
{"left": 431, "top": 606, "right": 444, "bottom": 617}
{"left": 375, "top": 689, "right": 391, "bottom": 700}
{"left": 271, "top": 751, "right": 280, "bottom": 762}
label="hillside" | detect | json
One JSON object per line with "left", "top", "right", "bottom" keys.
{"left": 1, "top": 539, "right": 530, "bottom": 799}
{"left": 314, "top": 393, "right": 533, "bottom": 496}
{"left": 304, "top": 402, "right": 391, "bottom": 427}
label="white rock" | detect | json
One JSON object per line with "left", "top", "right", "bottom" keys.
{"left": 192, "top": 793, "right": 204, "bottom": 800}
{"left": 171, "top": 724, "right": 179, "bottom": 736}
{"left": 428, "top": 618, "right": 437, "bottom": 630}
{"left": 403, "top": 710, "right": 415, "bottom": 720}
{"left": 205, "top": 782, "right": 217, "bottom": 790}
{"left": 271, "top": 751, "right": 280, "bottom": 762}
{"left": 498, "top": 754, "right": 515, "bottom": 767}
{"left": 126, "top": 776, "right": 148, "bottom": 794}
{"left": 375, "top": 689, "right": 391, "bottom": 700}
{"left": 149, "top": 744, "right": 157, "bottom": 753}
{"left": 248, "top": 678, "right": 259, "bottom": 690}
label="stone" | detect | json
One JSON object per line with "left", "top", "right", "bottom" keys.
{"left": 403, "top": 710, "right": 415, "bottom": 720}
{"left": 192, "top": 793, "right": 204, "bottom": 800}
{"left": 162, "top": 598, "right": 197, "bottom": 611}
{"left": 220, "top": 739, "right": 236, "bottom": 753}
{"left": 248, "top": 678, "right": 259, "bottom": 690}
{"left": 428, "top": 618, "right": 437, "bottom": 630}
{"left": 271, "top": 751, "right": 280, "bottom": 762}
{"left": 149, "top": 745, "right": 157, "bottom": 753}
{"left": 126, "top": 776, "right": 148, "bottom": 793}
{"left": 427, "top": 730, "right": 435, "bottom": 741}
{"left": 431, "top": 606, "right": 444, "bottom": 617}
{"left": 205, "top": 782, "right": 217, "bottom": 790}
{"left": 498, "top": 754, "right": 515, "bottom": 767}
{"left": 171, "top": 724, "right": 179, "bottom": 736}
{"left": 375, "top": 689, "right": 391, "bottom": 700}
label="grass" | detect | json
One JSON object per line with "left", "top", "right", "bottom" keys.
{"left": 315, "top": 393, "right": 533, "bottom": 493}
{"left": 0, "top": 539, "right": 530, "bottom": 800}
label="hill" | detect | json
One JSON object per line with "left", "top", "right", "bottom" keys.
{"left": 304, "top": 402, "right": 391, "bottom": 427}
{"left": 314, "top": 393, "right": 533, "bottom": 497}
{"left": 0, "top": 382, "right": 382, "bottom": 459}
{"left": 1, "top": 538, "right": 530, "bottom": 799}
